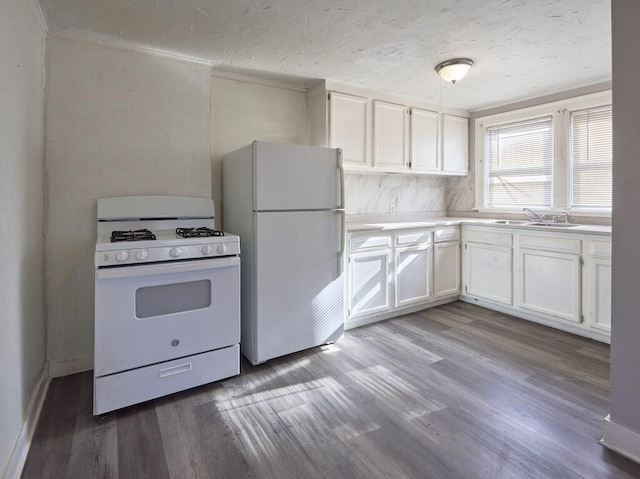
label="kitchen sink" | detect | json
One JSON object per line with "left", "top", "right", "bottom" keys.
{"left": 525, "top": 222, "right": 579, "bottom": 228}
{"left": 493, "top": 220, "right": 528, "bottom": 225}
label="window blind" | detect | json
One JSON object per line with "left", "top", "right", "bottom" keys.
{"left": 486, "top": 116, "right": 553, "bottom": 208}
{"left": 570, "top": 106, "right": 612, "bottom": 209}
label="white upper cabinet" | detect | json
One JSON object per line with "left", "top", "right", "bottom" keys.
{"left": 441, "top": 114, "right": 469, "bottom": 175}
{"left": 372, "top": 100, "right": 408, "bottom": 171}
{"left": 410, "top": 107, "right": 440, "bottom": 173}
{"left": 329, "top": 91, "right": 369, "bottom": 168}
{"left": 308, "top": 81, "right": 468, "bottom": 176}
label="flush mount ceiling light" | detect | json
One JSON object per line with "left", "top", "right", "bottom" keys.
{"left": 435, "top": 58, "right": 474, "bottom": 84}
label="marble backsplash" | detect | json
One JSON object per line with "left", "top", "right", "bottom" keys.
{"left": 345, "top": 172, "right": 447, "bottom": 214}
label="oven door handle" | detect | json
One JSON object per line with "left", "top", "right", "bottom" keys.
{"left": 96, "top": 257, "right": 240, "bottom": 280}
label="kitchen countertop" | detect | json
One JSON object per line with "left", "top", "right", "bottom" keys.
{"left": 346, "top": 216, "right": 612, "bottom": 236}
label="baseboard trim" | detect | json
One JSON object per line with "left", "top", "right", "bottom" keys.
{"left": 459, "top": 295, "right": 610, "bottom": 344}
{"left": 600, "top": 414, "right": 640, "bottom": 464}
{"left": 1, "top": 367, "right": 50, "bottom": 479}
{"left": 48, "top": 355, "right": 93, "bottom": 378}
{"left": 345, "top": 296, "right": 458, "bottom": 330}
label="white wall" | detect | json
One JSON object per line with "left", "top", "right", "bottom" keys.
{"left": 211, "top": 75, "right": 310, "bottom": 228}
{"left": 0, "top": 0, "right": 46, "bottom": 475}
{"left": 45, "top": 36, "right": 212, "bottom": 375}
{"left": 604, "top": 0, "right": 640, "bottom": 462}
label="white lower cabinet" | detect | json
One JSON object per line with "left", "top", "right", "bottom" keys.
{"left": 462, "top": 228, "right": 513, "bottom": 305}
{"left": 584, "top": 237, "right": 612, "bottom": 333}
{"left": 518, "top": 248, "right": 582, "bottom": 323}
{"left": 395, "top": 244, "right": 432, "bottom": 307}
{"left": 434, "top": 242, "right": 460, "bottom": 298}
{"left": 433, "top": 228, "right": 461, "bottom": 298}
{"left": 348, "top": 248, "right": 392, "bottom": 318}
{"left": 346, "top": 226, "right": 460, "bottom": 328}
{"left": 461, "top": 225, "right": 610, "bottom": 343}
{"left": 465, "top": 242, "right": 512, "bottom": 305}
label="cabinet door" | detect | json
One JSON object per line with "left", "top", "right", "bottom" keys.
{"left": 588, "top": 257, "right": 611, "bottom": 332}
{"left": 373, "top": 100, "right": 407, "bottom": 171}
{"left": 410, "top": 107, "right": 439, "bottom": 172}
{"left": 395, "top": 245, "right": 432, "bottom": 307}
{"left": 329, "top": 92, "right": 369, "bottom": 168}
{"left": 434, "top": 241, "right": 460, "bottom": 298}
{"left": 348, "top": 250, "right": 392, "bottom": 318}
{"left": 519, "top": 249, "right": 581, "bottom": 323}
{"left": 441, "top": 114, "right": 468, "bottom": 175}
{"left": 464, "top": 242, "right": 512, "bottom": 305}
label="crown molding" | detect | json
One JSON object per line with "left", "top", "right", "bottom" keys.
{"left": 30, "top": 0, "right": 48, "bottom": 33}
{"left": 211, "top": 70, "right": 309, "bottom": 93}
{"left": 47, "top": 29, "right": 218, "bottom": 67}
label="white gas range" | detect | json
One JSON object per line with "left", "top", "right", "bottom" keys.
{"left": 93, "top": 195, "right": 241, "bottom": 415}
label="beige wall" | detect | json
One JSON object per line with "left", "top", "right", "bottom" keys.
{"left": 0, "top": 0, "right": 46, "bottom": 474}
{"left": 45, "top": 37, "right": 212, "bottom": 375}
{"left": 211, "top": 75, "right": 310, "bottom": 228}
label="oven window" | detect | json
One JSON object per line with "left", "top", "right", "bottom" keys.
{"left": 136, "top": 280, "right": 211, "bottom": 318}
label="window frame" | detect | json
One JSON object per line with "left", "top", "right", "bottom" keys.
{"left": 474, "top": 90, "right": 612, "bottom": 216}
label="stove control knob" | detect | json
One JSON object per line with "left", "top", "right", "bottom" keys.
{"left": 116, "top": 251, "right": 129, "bottom": 263}
{"left": 202, "top": 244, "right": 214, "bottom": 255}
{"left": 169, "top": 247, "right": 182, "bottom": 258}
{"left": 136, "top": 250, "right": 148, "bottom": 261}
{"left": 217, "top": 244, "right": 228, "bottom": 254}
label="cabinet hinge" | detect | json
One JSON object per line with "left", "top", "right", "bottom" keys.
{"left": 464, "top": 243, "right": 468, "bottom": 250}
{"left": 579, "top": 256, "right": 584, "bottom": 266}
{"left": 408, "top": 161, "right": 412, "bottom": 168}
{"left": 580, "top": 314, "right": 584, "bottom": 323}
{"left": 328, "top": 92, "right": 331, "bottom": 100}
{"left": 464, "top": 285, "right": 468, "bottom": 293}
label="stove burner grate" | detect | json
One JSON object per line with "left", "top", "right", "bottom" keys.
{"left": 176, "top": 227, "right": 224, "bottom": 238}
{"left": 111, "top": 229, "right": 157, "bottom": 243}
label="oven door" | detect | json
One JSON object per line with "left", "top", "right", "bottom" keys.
{"left": 94, "top": 257, "right": 240, "bottom": 377}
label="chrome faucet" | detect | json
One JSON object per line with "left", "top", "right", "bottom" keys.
{"left": 523, "top": 208, "right": 545, "bottom": 222}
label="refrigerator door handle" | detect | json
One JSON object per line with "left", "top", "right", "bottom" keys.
{"left": 335, "top": 207, "right": 346, "bottom": 275}
{"left": 337, "top": 149, "right": 345, "bottom": 210}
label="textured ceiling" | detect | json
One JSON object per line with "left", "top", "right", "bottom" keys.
{"left": 37, "top": 0, "right": 611, "bottom": 111}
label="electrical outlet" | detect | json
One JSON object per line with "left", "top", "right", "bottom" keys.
{"left": 389, "top": 203, "right": 396, "bottom": 213}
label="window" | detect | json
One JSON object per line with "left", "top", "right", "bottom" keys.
{"left": 486, "top": 116, "right": 553, "bottom": 208}
{"left": 475, "top": 90, "right": 612, "bottom": 215}
{"left": 570, "top": 106, "right": 612, "bottom": 210}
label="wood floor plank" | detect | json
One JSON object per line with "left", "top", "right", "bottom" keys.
{"left": 66, "top": 372, "right": 118, "bottom": 479}
{"left": 21, "top": 373, "right": 83, "bottom": 479}
{"left": 21, "top": 302, "right": 640, "bottom": 478}
{"left": 116, "top": 403, "right": 170, "bottom": 479}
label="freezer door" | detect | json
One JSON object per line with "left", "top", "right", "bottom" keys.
{"left": 253, "top": 210, "right": 345, "bottom": 364}
{"left": 254, "top": 141, "right": 341, "bottom": 211}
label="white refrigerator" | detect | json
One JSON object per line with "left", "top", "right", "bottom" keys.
{"left": 222, "top": 141, "right": 346, "bottom": 365}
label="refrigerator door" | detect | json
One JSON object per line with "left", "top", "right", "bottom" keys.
{"left": 254, "top": 141, "right": 341, "bottom": 211}
{"left": 253, "top": 210, "right": 344, "bottom": 364}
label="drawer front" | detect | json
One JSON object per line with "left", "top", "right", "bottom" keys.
{"left": 350, "top": 235, "right": 392, "bottom": 252}
{"left": 94, "top": 345, "right": 239, "bottom": 415}
{"left": 464, "top": 228, "right": 512, "bottom": 247}
{"left": 396, "top": 230, "right": 432, "bottom": 246}
{"left": 589, "top": 239, "right": 612, "bottom": 258}
{"left": 520, "top": 235, "right": 581, "bottom": 254}
{"left": 434, "top": 227, "right": 460, "bottom": 243}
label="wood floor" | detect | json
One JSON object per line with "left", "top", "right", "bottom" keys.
{"left": 22, "top": 302, "right": 640, "bottom": 479}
